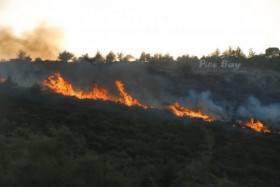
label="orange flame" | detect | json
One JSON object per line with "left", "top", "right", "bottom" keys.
{"left": 115, "top": 80, "right": 148, "bottom": 109}
{"left": 244, "top": 118, "right": 271, "bottom": 133}
{"left": 166, "top": 102, "right": 214, "bottom": 122}
{"left": 41, "top": 73, "right": 114, "bottom": 101}
{"left": 41, "top": 73, "right": 148, "bottom": 108}
{"left": 40, "top": 73, "right": 277, "bottom": 133}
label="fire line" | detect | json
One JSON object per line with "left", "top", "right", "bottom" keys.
{"left": 166, "top": 102, "right": 214, "bottom": 122}
{"left": 41, "top": 73, "right": 148, "bottom": 108}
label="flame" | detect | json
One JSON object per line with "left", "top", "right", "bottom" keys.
{"left": 244, "top": 118, "right": 271, "bottom": 133}
{"left": 40, "top": 73, "right": 278, "bottom": 133}
{"left": 166, "top": 102, "right": 214, "bottom": 122}
{"left": 115, "top": 80, "right": 148, "bottom": 109}
{"left": 41, "top": 73, "right": 115, "bottom": 101}
{"left": 41, "top": 73, "right": 148, "bottom": 108}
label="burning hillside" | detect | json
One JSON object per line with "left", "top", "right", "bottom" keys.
{"left": 41, "top": 73, "right": 217, "bottom": 121}
{"left": 40, "top": 72, "right": 278, "bottom": 134}
{"left": 244, "top": 118, "right": 271, "bottom": 133}
{"left": 41, "top": 73, "right": 148, "bottom": 108}
{"left": 0, "top": 60, "right": 278, "bottom": 135}
{"left": 41, "top": 73, "right": 115, "bottom": 101}
{"left": 166, "top": 102, "right": 214, "bottom": 122}
{"left": 115, "top": 80, "right": 148, "bottom": 109}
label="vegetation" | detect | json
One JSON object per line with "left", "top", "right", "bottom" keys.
{"left": 0, "top": 81, "right": 280, "bottom": 187}
{"left": 105, "top": 51, "right": 117, "bottom": 63}
{"left": 4, "top": 47, "right": 279, "bottom": 72}
{"left": 58, "top": 50, "right": 75, "bottom": 62}
{"left": 16, "top": 50, "right": 32, "bottom": 62}
{"left": 0, "top": 46, "right": 280, "bottom": 186}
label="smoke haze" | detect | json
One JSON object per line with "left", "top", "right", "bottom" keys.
{"left": 0, "top": 0, "right": 5, "bottom": 8}
{"left": 0, "top": 24, "right": 63, "bottom": 60}
{"left": 238, "top": 97, "right": 280, "bottom": 125}
{"left": 0, "top": 61, "right": 279, "bottom": 128}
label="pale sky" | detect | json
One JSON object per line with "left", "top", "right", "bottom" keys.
{"left": 0, "top": 0, "right": 280, "bottom": 57}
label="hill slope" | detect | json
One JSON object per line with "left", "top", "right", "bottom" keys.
{"left": 1, "top": 85, "right": 280, "bottom": 187}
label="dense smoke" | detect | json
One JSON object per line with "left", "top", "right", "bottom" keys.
{"left": 0, "top": 24, "right": 63, "bottom": 60}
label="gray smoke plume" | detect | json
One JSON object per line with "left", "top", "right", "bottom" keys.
{"left": 237, "top": 96, "right": 280, "bottom": 125}
{"left": 0, "top": 23, "right": 63, "bottom": 60}
{"left": 181, "top": 90, "right": 228, "bottom": 121}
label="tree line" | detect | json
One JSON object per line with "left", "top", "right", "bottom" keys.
{"left": 2, "top": 47, "right": 280, "bottom": 64}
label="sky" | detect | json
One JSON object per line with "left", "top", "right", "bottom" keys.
{"left": 0, "top": 0, "right": 280, "bottom": 58}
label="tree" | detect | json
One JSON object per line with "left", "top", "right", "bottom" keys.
{"left": 151, "top": 53, "right": 162, "bottom": 63}
{"left": 79, "top": 53, "right": 95, "bottom": 63}
{"left": 94, "top": 51, "right": 105, "bottom": 63}
{"left": 16, "top": 50, "right": 31, "bottom": 62}
{"left": 105, "top": 51, "right": 116, "bottom": 63}
{"left": 123, "top": 54, "right": 135, "bottom": 62}
{"left": 117, "top": 53, "right": 124, "bottom": 62}
{"left": 235, "top": 47, "right": 245, "bottom": 58}
{"left": 139, "top": 52, "right": 151, "bottom": 62}
{"left": 162, "top": 53, "right": 174, "bottom": 62}
{"left": 34, "top": 57, "right": 43, "bottom": 63}
{"left": 265, "top": 47, "right": 279, "bottom": 58}
{"left": 177, "top": 54, "right": 190, "bottom": 62}
{"left": 248, "top": 48, "right": 256, "bottom": 58}
{"left": 222, "top": 46, "right": 246, "bottom": 61}
{"left": 222, "top": 46, "right": 234, "bottom": 58}
{"left": 139, "top": 52, "right": 147, "bottom": 62}
{"left": 58, "top": 50, "right": 74, "bottom": 62}
{"left": 210, "top": 48, "right": 221, "bottom": 58}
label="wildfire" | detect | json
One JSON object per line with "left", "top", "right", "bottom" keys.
{"left": 166, "top": 102, "right": 214, "bottom": 122}
{"left": 41, "top": 73, "right": 114, "bottom": 101}
{"left": 244, "top": 118, "right": 271, "bottom": 133}
{"left": 40, "top": 73, "right": 278, "bottom": 133}
{"left": 41, "top": 73, "right": 148, "bottom": 108}
{"left": 115, "top": 80, "right": 148, "bottom": 109}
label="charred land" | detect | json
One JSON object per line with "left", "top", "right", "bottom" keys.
{"left": 0, "top": 56, "right": 280, "bottom": 187}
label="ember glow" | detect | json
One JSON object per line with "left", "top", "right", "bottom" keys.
{"left": 166, "top": 102, "right": 215, "bottom": 122}
{"left": 244, "top": 118, "right": 271, "bottom": 133}
{"left": 41, "top": 73, "right": 147, "bottom": 108}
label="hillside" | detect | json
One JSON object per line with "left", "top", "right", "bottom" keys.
{"left": 1, "top": 84, "right": 280, "bottom": 187}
